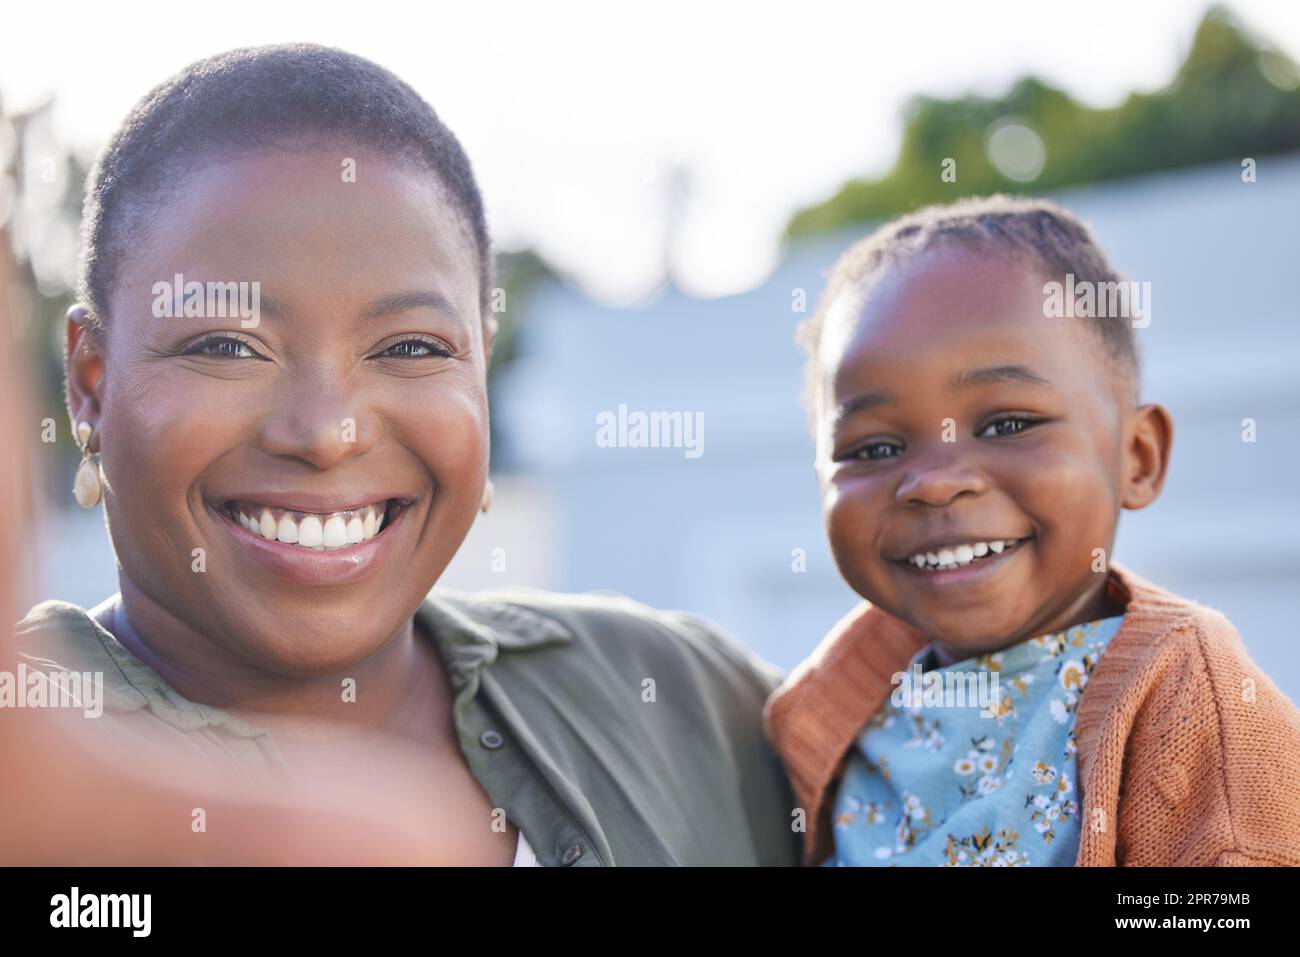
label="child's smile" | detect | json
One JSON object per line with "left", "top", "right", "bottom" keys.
{"left": 813, "top": 243, "right": 1149, "bottom": 662}
{"left": 895, "top": 534, "right": 1031, "bottom": 577}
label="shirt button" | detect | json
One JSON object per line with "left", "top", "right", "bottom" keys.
{"left": 560, "top": 844, "right": 583, "bottom": 866}
{"left": 479, "top": 729, "right": 504, "bottom": 750}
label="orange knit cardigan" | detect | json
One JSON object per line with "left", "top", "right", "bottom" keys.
{"left": 763, "top": 563, "right": 1300, "bottom": 866}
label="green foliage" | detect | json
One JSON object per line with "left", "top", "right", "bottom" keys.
{"left": 786, "top": 6, "right": 1300, "bottom": 239}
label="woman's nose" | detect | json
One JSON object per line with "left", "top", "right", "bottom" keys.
{"left": 894, "top": 448, "right": 990, "bottom": 507}
{"left": 257, "top": 378, "right": 376, "bottom": 469}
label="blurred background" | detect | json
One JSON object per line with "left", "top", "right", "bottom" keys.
{"left": 2, "top": 1, "right": 1297, "bottom": 699}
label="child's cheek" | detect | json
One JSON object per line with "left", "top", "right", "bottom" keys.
{"left": 1008, "top": 441, "right": 1121, "bottom": 565}
{"left": 823, "top": 473, "right": 891, "bottom": 600}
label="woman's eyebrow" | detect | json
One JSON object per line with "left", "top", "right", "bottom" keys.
{"left": 360, "top": 290, "right": 463, "bottom": 325}
{"left": 947, "top": 364, "right": 1051, "bottom": 390}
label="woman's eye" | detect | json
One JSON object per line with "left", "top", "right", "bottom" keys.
{"left": 377, "top": 337, "right": 453, "bottom": 359}
{"left": 184, "top": 336, "right": 259, "bottom": 359}
{"left": 978, "top": 415, "right": 1038, "bottom": 438}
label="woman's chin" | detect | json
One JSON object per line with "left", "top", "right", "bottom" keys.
{"left": 220, "top": 618, "right": 399, "bottom": 675}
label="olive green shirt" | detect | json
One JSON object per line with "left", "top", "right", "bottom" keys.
{"left": 13, "top": 587, "right": 800, "bottom": 866}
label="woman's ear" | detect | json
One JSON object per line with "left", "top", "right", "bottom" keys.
{"left": 1121, "top": 402, "right": 1173, "bottom": 511}
{"left": 65, "top": 304, "right": 105, "bottom": 443}
{"left": 482, "top": 313, "right": 498, "bottom": 364}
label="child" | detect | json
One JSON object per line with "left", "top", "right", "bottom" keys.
{"left": 764, "top": 195, "right": 1300, "bottom": 866}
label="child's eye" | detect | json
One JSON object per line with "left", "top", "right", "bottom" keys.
{"left": 977, "top": 415, "right": 1041, "bottom": 438}
{"left": 183, "top": 335, "right": 262, "bottom": 360}
{"left": 846, "top": 440, "right": 903, "bottom": 462}
{"left": 374, "top": 337, "right": 454, "bottom": 359}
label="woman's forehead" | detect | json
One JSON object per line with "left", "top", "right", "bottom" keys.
{"left": 110, "top": 147, "right": 478, "bottom": 320}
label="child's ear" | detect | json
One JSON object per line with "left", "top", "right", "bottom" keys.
{"left": 1121, "top": 402, "right": 1173, "bottom": 510}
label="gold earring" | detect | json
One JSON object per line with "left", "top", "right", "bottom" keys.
{"left": 73, "top": 420, "right": 103, "bottom": 509}
{"left": 480, "top": 479, "right": 494, "bottom": 514}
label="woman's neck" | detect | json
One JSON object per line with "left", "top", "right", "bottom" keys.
{"left": 96, "top": 575, "right": 450, "bottom": 747}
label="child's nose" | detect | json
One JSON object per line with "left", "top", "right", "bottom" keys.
{"left": 894, "top": 450, "right": 991, "bottom": 507}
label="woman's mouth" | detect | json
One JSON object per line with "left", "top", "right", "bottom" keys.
{"left": 210, "top": 496, "right": 415, "bottom": 586}
{"left": 223, "top": 499, "right": 402, "bottom": 551}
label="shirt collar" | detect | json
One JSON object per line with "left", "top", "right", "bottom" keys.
{"left": 414, "top": 590, "right": 574, "bottom": 691}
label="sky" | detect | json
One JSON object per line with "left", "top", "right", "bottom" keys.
{"left": 2, "top": 0, "right": 1297, "bottom": 303}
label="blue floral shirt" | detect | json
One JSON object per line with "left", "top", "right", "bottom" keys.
{"left": 825, "top": 615, "right": 1124, "bottom": 867}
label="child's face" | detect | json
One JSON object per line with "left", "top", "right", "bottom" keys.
{"left": 814, "top": 243, "right": 1163, "bottom": 660}
{"left": 77, "top": 144, "right": 491, "bottom": 673}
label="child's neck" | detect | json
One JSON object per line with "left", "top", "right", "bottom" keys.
{"left": 929, "top": 573, "right": 1126, "bottom": 668}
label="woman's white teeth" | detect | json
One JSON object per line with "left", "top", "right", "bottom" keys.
{"left": 908, "top": 539, "right": 1021, "bottom": 569}
{"left": 231, "top": 502, "right": 389, "bottom": 550}
{"left": 323, "top": 516, "right": 348, "bottom": 548}
{"left": 276, "top": 514, "right": 299, "bottom": 544}
{"left": 296, "top": 515, "right": 322, "bottom": 547}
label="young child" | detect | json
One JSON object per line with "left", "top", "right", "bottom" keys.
{"left": 764, "top": 195, "right": 1300, "bottom": 866}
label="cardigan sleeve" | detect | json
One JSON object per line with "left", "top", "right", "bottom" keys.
{"left": 1116, "top": 614, "right": 1300, "bottom": 866}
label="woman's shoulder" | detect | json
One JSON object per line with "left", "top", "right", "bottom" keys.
{"left": 426, "top": 585, "right": 786, "bottom": 699}
{"left": 11, "top": 597, "right": 280, "bottom": 741}
{"left": 12, "top": 599, "right": 146, "bottom": 706}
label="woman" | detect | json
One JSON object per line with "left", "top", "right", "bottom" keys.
{"left": 12, "top": 44, "right": 797, "bottom": 866}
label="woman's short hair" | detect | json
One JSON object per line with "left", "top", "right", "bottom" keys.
{"left": 76, "top": 43, "right": 492, "bottom": 331}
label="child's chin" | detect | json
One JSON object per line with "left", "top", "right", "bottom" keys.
{"left": 897, "top": 606, "right": 1030, "bottom": 656}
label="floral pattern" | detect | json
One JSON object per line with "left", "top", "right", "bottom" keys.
{"left": 824, "top": 614, "right": 1123, "bottom": 867}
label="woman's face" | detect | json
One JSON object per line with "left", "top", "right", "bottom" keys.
{"left": 83, "top": 144, "right": 490, "bottom": 673}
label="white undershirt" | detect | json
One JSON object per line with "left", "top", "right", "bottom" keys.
{"left": 512, "top": 828, "right": 540, "bottom": 867}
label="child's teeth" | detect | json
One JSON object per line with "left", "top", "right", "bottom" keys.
{"left": 908, "top": 539, "right": 1019, "bottom": 569}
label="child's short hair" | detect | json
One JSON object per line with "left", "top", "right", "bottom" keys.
{"left": 796, "top": 194, "right": 1142, "bottom": 417}
{"left": 76, "top": 43, "right": 492, "bottom": 332}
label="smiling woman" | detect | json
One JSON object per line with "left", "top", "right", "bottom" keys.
{"left": 10, "top": 44, "right": 799, "bottom": 867}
